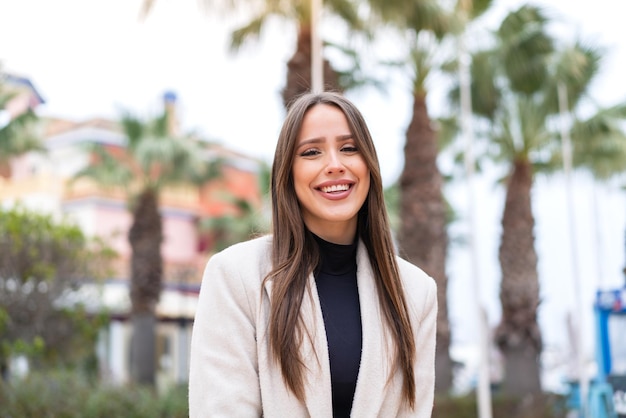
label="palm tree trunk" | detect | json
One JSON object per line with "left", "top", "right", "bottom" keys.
{"left": 1, "top": 356, "right": 8, "bottom": 381}
{"left": 495, "top": 158, "right": 542, "bottom": 394}
{"left": 281, "top": 25, "right": 342, "bottom": 109}
{"left": 398, "top": 92, "right": 452, "bottom": 393}
{"left": 128, "top": 188, "right": 163, "bottom": 386}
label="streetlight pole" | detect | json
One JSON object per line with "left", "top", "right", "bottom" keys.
{"left": 558, "top": 82, "right": 588, "bottom": 417}
{"left": 311, "top": 0, "right": 323, "bottom": 93}
{"left": 458, "top": 1, "right": 493, "bottom": 414}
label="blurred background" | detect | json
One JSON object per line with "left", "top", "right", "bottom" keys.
{"left": 1, "top": 0, "right": 625, "bottom": 416}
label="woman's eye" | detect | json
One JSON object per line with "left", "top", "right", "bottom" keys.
{"left": 341, "top": 145, "right": 358, "bottom": 153}
{"left": 299, "top": 149, "right": 320, "bottom": 157}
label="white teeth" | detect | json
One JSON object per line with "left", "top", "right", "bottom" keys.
{"left": 320, "top": 184, "right": 350, "bottom": 193}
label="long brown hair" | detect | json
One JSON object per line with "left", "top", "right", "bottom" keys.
{"left": 266, "top": 92, "right": 417, "bottom": 408}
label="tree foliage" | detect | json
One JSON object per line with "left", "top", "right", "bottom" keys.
{"left": 0, "top": 206, "right": 115, "bottom": 376}
{"left": 0, "top": 72, "right": 44, "bottom": 177}
{"left": 201, "top": 162, "right": 271, "bottom": 252}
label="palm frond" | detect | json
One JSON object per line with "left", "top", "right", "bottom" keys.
{"left": 571, "top": 103, "right": 626, "bottom": 179}
{"left": 409, "top": 43, "right": 435, "bottom": 94}
{"left": 491, "top": 111, "right": 518, "bottom": 160}
{"left": 370, "top": 0, "right": 458, "bottom": 38}
{"left": 469, "top": 50, "right": 500, "bottom": 119}
{"left": 230, "top": 12, "right": 269, "bottom": 51}
{"left": 327, "top": 0, "right": 363, "bottom": 32}
{"left": 434, "top": 116, "right": 460, "bottom": 151}
{"left": 0, "top": 108, "right": 43, "bottom": 162}
{"left": 119, "top": 112, "right": 144, "bottom": 148}
{"left": 517, "top": 96, "right": 552, "bottom": 153}
{"left": 321, "top": 40, "right": 387, "bottom": 93}
{"left": 543, "top": 40, "right": 603, "bottom": 112}
{"left": 498, "top": 5, "right": 554, "bottom": 95}
{"left": 152, "top": 111, "right": 170, "bottom": 137}
{"left": 497, "top": 4, "right": 550, "bottom": 41}
{"left": 72, "top": 143, "right": 135, "bottom": 188}
{"left": 464, "top": 0, "right": 495, "bottom": 20}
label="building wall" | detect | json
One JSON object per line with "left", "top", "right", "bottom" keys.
{"left": 3, "top": 117, "right": 263, "bottom": 277}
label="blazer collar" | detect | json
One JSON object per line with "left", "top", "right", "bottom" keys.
{"left": 262, "top": 269, "right": 332, "bottom": 417}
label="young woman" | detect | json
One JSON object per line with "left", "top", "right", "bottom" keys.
{"left": 189, "top": 92, "right": 437, "bottom": 417}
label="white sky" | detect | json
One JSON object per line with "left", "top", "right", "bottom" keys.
{"left": 1, "top": 0, "right": 623, "bottom": 179}
{"left": 2, "top": 0, "right": 625, "bottom": 386}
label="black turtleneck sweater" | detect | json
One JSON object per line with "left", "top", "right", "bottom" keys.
{"left": 312, "top": 234, "right": 362, "bottom": 418}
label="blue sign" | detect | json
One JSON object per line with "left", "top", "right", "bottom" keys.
{"left": 595, "top": 288, "right": 626, "bottom": 313}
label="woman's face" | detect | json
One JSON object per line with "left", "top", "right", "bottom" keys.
{"left": 292, "top": 104, "right": 370, "bottom": 244}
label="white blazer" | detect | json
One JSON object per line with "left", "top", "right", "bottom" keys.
{"left": 189, "top": 235, "right": 437, "bottom": 417}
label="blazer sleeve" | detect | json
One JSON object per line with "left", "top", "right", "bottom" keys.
{"left": 411, "top": 276, "right": 438, "bottom": 418}
{"left": 188, "top": 249, "right": 262, "bottom": 418}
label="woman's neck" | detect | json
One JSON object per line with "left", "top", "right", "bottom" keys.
{"left": 304, "top": 220, "right": 357, "bottom": 245}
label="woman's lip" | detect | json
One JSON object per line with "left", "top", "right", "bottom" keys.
{"left": 315, "top": 184, "right": 354, "bottom": 200}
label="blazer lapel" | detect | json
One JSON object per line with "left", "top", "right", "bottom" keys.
{"left": 262, "top": 274, "right": 333, "bottom": 418}
{"left": 301, "top": 275, "right": 333, "bottom": 417}
{"left": 351, "top": 242, "right": 390, "bottom": 416}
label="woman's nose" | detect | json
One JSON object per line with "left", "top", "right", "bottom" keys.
{"left": 325, "top": 151, "right": 345, "bottom": 174}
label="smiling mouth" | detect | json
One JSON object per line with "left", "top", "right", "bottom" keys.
{"left": 319, "top": 184, "right": 351, "bottom": 193}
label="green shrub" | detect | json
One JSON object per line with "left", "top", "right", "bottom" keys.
{"left": 0, "top": 370, "right": 188, "bottom": 418}
{"left": 156, "top": 384, "right": 189, "bottom": 418}
{"left": 0, "top": 205, "right": 116, "bottom": 377}
{"left": 0, "top": 370, "right": 89, "bottom": 417}
{"left": 433, "top": 392, "right": 568, "bottom": 418}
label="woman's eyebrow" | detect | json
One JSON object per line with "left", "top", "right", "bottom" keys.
{"left": 297, "top": 134, "right": 353, "bottom": 147}
{"left": 297, "top": 137, "right": 324, "bottom": 147}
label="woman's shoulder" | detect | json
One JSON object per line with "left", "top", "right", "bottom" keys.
{"left": 214, "top": 234, "right": 272, "bottom": 258}
{"left": 395, "top": 255, "right": 437, "bottom": 294}
{"left": 206, "top": 234, "right": 273, "bottom": 274}
{"left": 394, "top": 256, "right": 437, "bottom": 319}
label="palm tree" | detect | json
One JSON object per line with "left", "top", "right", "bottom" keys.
{"left": 0, "top": 77, "right": 42, "bottom": 178}
{"left": 140, "top": 0, "right": 363, "bottom": 108}
{"left": 457, "top": 6, "right": 555, "bottom": 395}
{"left": 200, "top": 162, "right": 271, "bottom": 251}
{"left": 457, "top": 5, "right": 624, "bottom": 394}
{"left": 570, "top": 104, "right": 626, "bottom": 179}
{"left": 74, "top": 95, "right": 219, "bottom": 385}
{"left": 366, "top": 0, "right": 494, "bottom": 394}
